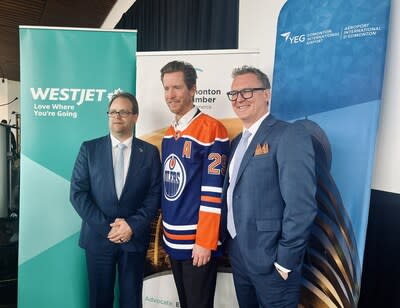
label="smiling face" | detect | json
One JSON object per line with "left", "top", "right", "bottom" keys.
{"left": 108, "top": 96, "right": 138, "bottom": 141}
{"left": 230, "top": 73, "right": 270, "bottom": 128}
{"left": 162, "top": 71, "right": 196, "bottom": 121}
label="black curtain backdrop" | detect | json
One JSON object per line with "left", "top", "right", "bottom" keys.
{"left": 115, "top": 0, "right": 239, "bottom": 51}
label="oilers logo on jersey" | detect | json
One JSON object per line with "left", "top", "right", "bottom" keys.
{"left": 163, "top": 153, "right": 187, "bottom": 201}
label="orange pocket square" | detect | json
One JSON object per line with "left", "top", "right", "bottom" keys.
{"left": 254, "top": 143, "right": 269, "bottom": 155}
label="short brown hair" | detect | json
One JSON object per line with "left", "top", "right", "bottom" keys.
{"left": 160, "top": 60, "right": 197, "bottom": 90}
{"left": 108, "top": 92, "right": 139, "bottom": 114}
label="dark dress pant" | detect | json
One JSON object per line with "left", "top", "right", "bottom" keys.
{"left": 86, "top": 247, "right": 146, "bottom": 308}
{"left": 228, "top": 237, "right": 301, "bottom": 308}
{"left": 170, "top": 257, "right": 218, "bottom": 308}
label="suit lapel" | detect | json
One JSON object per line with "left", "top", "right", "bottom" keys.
{"left": 235, "top": 115, "right": 277, "bottom": 185}
{"left": 224, "top": 135, "right": 240, "bottom": 192}
{"left": 103, "top": 135, "right": 118, "bottom": 198}
{"left": 124, "top": 138, "right": 145, "bottom": 191}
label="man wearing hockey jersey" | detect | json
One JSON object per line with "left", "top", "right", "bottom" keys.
{"left": 160, "top": 60, "right": 229, "bottom": 308}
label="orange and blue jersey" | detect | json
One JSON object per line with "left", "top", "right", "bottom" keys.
{"left": 162, "top": 112, "right": 229, "bottom": 260}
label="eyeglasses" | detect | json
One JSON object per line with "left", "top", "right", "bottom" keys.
{"left": 226, "top": 88, "right": 267, "bottom": 101}
{"left": 107, "top": 110, "right": 134, "bottom": 118}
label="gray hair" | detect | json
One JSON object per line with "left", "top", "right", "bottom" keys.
{"left": 232, "top": 65, "right": 271, "bottom": 89}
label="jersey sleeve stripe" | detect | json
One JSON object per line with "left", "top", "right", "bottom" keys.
{"left": 164, "top": 230, "right": 196, "bottom": 241}
{"left": 163, "top": 235, "right": 194, "bottom": 250}
{"left": 201, "top": 186, "right": 223, "bottom": 193}
{"left": 201, "top": 195, "right": 222, "bottom": 204}
{"left": 163, "top": 221, "right": 197, "bottom": 231}
{"left": 200, "top": 205, "right": 221, "bottom": 214}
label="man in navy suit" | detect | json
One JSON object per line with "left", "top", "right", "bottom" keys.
{"left": 70, "top": 92, "right": 161, "bottom": 308}
{"left": 224, "top": 66, "right": 317, "bottom": 307}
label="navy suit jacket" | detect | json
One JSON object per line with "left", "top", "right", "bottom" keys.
{"left": 70, "top": 135, "right": 161, "bottom": 253}
{"left": 223, "top": 115, "right": 317, "bottom": 274}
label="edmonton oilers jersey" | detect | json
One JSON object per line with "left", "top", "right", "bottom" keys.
{"left": 162, "top": 112, "right": 229, "bottom": 260}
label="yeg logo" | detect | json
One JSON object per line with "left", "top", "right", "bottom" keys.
{"left": 280, "top": 32, "right": 306, "bottom": 44}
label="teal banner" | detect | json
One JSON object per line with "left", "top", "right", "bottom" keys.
{"left": 18, "top": 27, "right": 137, "bottom": 307}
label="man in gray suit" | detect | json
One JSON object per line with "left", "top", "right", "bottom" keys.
{"left": 224, "top": 66, "right": 317, "bottom": 307}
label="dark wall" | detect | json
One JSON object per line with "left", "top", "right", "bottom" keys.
{"left": 359, "top": 190, "right": 400, "bottom": 308}
{"left": 0, "top": 219, "right": 18, "bottom": 307}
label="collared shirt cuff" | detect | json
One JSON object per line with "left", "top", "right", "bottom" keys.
{"left": 274, "top": 262, "right": 291, "bottom": 273}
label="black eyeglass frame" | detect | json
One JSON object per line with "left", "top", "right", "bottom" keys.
{"left": 107, "top": 110, "right": 134, "bottom": 118}
{"left": 226, "top": 87, "right": 267, "bottom": 101}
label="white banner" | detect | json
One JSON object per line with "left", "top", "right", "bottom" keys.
{"left": 136, "top": 49, "right": 260, "bottom": 308}
{"left": 137, "top": 49, "right": 260, "bottom": 141}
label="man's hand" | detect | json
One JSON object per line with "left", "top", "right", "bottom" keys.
{"left": 107, "top": 218, "right": 133, "bottom": 244}
{"left": 192, "top": 244, "right": 211, "bottom": 267}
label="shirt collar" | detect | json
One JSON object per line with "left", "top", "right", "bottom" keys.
{"left": 244, "top": 111, "right": 270, "bottom": 136}
{"left": 110, "top": 134, "right": 133, "bottom": 148}
{"left": 172, "top": 106, "right": 199, "bottom": 131}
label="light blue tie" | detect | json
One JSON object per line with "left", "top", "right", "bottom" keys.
{"left": 227, "top": 130, "right": 251, "bottom": 238}
{"left": 114, "top": 143, "right": 127, "bottom": 199}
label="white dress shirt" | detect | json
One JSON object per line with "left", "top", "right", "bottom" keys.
{"left": 228, "top": 112, "right": 269, "bottom": 177}
{"left": 172, "top": 106, "right": 199, "bottom": 132}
